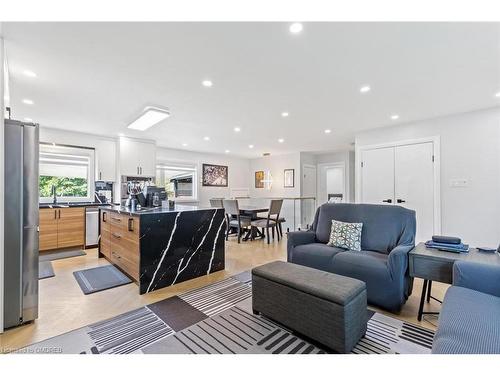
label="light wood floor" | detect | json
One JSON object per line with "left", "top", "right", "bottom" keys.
{"left": 0, "top": 237, "right": 447, "bottom": 352}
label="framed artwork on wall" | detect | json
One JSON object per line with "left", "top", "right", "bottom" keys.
{"left": 255, "top": 171, "right": 264, "bottom": 188}
{"left": 202, "top": 163, "right": 228, "bottom": 187}
{"left": 284, "top": 169, "right": 295, "bottom": 188}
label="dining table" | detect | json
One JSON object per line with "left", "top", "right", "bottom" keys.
{"left": 238, "top": 205, "right": 269, "bottom": 241}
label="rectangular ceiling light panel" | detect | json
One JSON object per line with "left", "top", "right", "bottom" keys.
{"left": 128, "top": 107, "right": 170, "bottom": 131}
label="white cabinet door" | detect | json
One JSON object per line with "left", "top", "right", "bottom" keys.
{"left": 95, "top": 139, "right": 116, "bottom": 181}
{"left": 119, "top": 137, "right": 140, "bottom": 176}
{"left": 137, "top": 141, "right": 156, "bottom": 177}
{"left": 395, "top": 142, "right": 435, "bottom": 242}
{"left": 361, "top": 147, "right": 395, "bottom": 204}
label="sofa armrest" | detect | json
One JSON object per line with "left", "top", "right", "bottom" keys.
{"left": 453, "top": 261, "right": 500, "bottom": 297}
{"left": 388, "top": 244, "right": 414, "bottom": 280}
{"left": 287, "top": 230, "right": 316, "bottom": 262}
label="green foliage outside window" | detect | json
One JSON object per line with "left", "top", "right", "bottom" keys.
{"left": 39, "top": 176, "right": 88, "bottom": 198}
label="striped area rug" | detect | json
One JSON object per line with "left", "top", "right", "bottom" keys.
{"left": 19, "top": 272, "right": 434, "bottom": 354}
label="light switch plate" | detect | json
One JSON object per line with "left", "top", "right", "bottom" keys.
{"left": 450, "top": 179, "right": 468, "bottom": 188}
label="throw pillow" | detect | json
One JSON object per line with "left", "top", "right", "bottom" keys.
{"left": 327, "top": 219, "right": 363, "bottom": 251}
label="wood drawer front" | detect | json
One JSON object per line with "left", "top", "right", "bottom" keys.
{"left": 108, "top": 213, "right": 140, "bottom": 240}
{"left": 100, "top": 227, "right": 112, "bottom": 258}
{"left": 410, "top": 256, "right": 453, "bottom": 284}
{"left": 57, "top": 207, "right": 85, "bottom": 248}
{"left": 110, "top": 231, "right": 139, "bottom": 262}
{"left": 111, "top": 249, "right": 139, "bottom": 280}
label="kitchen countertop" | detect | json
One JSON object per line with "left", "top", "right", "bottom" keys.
{"left": 100, "top": 204, "right": 219, "bottom": 216}
{"left": 39, "top": 202, "right": 115, "bottom": 209}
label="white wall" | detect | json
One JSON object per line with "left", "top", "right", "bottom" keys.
{"left": 156, "top": 147, "right": 251, "bottom": 206}
{"left": 355, "top": 107, "right": 500, "bottom": 247}
{"left": 0, "top": 30, "right": 5, "bottom": 333}
{"left": 249, "top": 153, "right": 302, "bottom": 229}
{"left": 315, "top": 150, "right": 355, "bottom": 203}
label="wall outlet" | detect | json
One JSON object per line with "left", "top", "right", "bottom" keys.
{"left": 450, "top": 179, "right": 468, "bottom": 188}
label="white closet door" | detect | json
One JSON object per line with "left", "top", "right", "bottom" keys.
{"left": 361, "top": 147, "right": 395, "bottom": 205}
{"left": 394, "top": 142, "right": 434, "bottom": 242}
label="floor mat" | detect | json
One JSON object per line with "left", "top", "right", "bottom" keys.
{"left": 39, "top": 249, "right": 86, "bottom": 262}
{"left": 39, "top": 261, "right": 55, "bottom": 279}
{"left": 73, "top": 265, "right": 132, "bottom": 295}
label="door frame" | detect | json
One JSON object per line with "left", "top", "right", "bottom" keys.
{"left": 316, "top": 161, "right": 347, "bottom": 204}
{"left": 355, "top": 136, "right": 441, "bottom": 235}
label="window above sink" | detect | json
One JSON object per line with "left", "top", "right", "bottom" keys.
{"left": 39, "top": 143, "right": 96, "bottom": 203}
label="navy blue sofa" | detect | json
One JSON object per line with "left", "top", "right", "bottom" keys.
{"left": 287, "top": 203, "right": 416, "bottom": 312}
{"left": 432, "top": 261, "right": 500, "bottom": 354}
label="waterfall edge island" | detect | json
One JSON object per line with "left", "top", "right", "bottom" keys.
{"left": 99, "top": 205, "right": 226, "bottom": 294}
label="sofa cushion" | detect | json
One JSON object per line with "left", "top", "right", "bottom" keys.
{"left": 290, "top": 243, "right": 345, "bottom": 272}
{"left": 313, "top": 203, "right": 416, "bottom": 254}
{"left": 327, "top": 219, "right": 363, "bottom": 251}
{"left": 432, "top": 286, "right": 500, "bottom": 354}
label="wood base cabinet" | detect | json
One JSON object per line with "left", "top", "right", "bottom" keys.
{"left": 39, "top": 207, "right": 85, "bottom": 251}
{"left": 100, "top": 210, "right": 140, "bottom": 281}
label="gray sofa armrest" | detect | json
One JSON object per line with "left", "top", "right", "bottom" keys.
{"left": 388, "top": 244, "right": 414, "bottom": 281}
{"left": 287, "top": 230, "right": 316, "bottom": 262}
{"left": 453, "top": 261, "right": 500, "bottom": 297}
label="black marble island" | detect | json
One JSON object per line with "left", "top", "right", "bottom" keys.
{"left": 99, "top": 205, "right": 226, "bottom": 294}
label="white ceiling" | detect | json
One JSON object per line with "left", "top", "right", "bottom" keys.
{"left": 4, "top": 22, "right": 500, "bottom": 158}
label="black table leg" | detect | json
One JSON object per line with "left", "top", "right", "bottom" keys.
{"left": 426, "top": 280, "right": 433, "bottom": 303}
{"left": 417, "top": 279, "right": 428, "bottom": 322}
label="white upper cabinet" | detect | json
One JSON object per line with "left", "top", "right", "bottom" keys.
{"left": 118, "top": 137, "right": 156, "bottom": 177}
{"left": 95, "top": 139, "right": 116, "bottom": 181}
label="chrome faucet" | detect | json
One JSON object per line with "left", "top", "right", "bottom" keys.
{"left": 51, "top": 185, "right": 57, "bottom": 204}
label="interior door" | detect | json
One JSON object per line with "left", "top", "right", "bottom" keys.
{"left": 361, "top": 147, "right": 395, "bottom": 205}
{"left": 395, "top": 142, "right": 435, "bottom": 242}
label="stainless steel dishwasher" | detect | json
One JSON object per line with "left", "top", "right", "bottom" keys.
{"left": 85, "top": 207, "right": 100, "bottom": 247}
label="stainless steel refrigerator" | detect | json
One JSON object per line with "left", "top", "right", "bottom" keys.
{"left": 3, "top": 119, "right": 39, "bottom": 329}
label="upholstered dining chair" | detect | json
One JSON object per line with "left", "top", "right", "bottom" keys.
{"left": 222, "top": 199, "right": 251, "bottom": 243}
{"left": 251, "top": 199, "right": 283, "bottom": 244}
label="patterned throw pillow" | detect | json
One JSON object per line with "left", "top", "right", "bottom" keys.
{"left": 327, "top": 220, "right": 363, "bottom": 251}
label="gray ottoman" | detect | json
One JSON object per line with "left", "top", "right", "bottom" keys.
{"left": 252, "top": 261, "right": 367, "bottom": 353}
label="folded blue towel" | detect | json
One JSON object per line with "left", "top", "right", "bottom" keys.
{"left": 425, "top": 240, "right": 469, "bottom": 252}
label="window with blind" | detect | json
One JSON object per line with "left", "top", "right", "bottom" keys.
{"left": 156, "top": 164, "right": 197, "bottom": 201}
{"left": 39, "top": 144, "right": 95, "bottom": 202}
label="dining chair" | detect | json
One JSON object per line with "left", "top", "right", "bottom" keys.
{"left": 222, "top": 199, "right": 251, "bottom": 243}
{"left": 250, "top": 199, "right": 283, "bottom": 244}
{"left": 209, "top": 198, "right": 224, "bottom": 208}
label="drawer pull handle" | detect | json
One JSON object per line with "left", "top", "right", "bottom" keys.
{"left": 112, "top": 233, "right": 122, "bottom": 239}
{"left": 102, "top": 212, "right": 107, "bottom": 222}
{"left": 128, "top": 218, "right": 134, "bottom": 231}
{"left": 111, "top": 217, "right": 122, "bottom": 222}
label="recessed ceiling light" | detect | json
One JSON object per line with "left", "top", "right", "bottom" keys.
{"left": 390, "top": 114, "right": 399, "bottom": 120}
{"left": 225, "top": 150, "right": 230, "bottom": 153}
{"left": 202, "top": 80, "right": 213, "bottom": 87}
{"left": 203, "top": 136, "right": 210, "bottom": 141}
{"left": 182, "top": 143, "right": 188, "bottom": 147}
{"left": 24, "top": 117, "right": 33, "bottom": 122}
{"left": 22, "top": 99, "right": 34, "bottom": 105}
{"left": 278, "top": 138, "right": 284, "bottom": 143}
{"left": 248, "top": 145, "right": 254, "bottom": 149}
{"left": 289, "top": 23, "right": 303, "bottom": 34}
{"left": 127, "top": 106, "right": 170, "bottom": 131}
{"left": 359, "top": 86, "right": 371, "bottom": 94}
{"left": 23, "top": 70, "right": 37, "bottom": 78}
{"left": 281, "top": 112, "right": 289, "bottom": 117}
{"left": 495, "top": 91, "right": 500, "bottom": 98}
{"left": 234, "top": 127, "right": 241, "bottom": 132}
{"left": 324, "top": 129, "right": 331, "bottom": 134}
